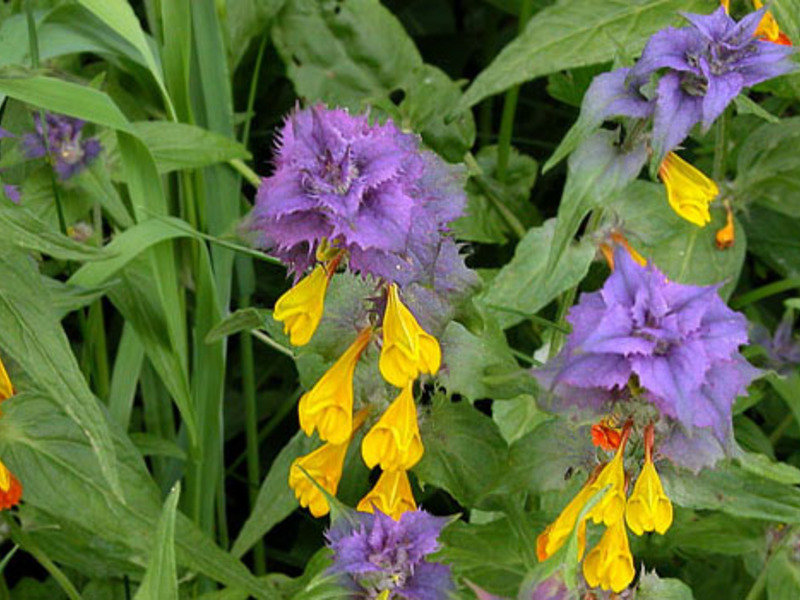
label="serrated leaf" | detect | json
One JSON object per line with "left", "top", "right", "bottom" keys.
{"left": 415, "top": 396, "right": 509, "bottom": 509}
{"left": 480, "top": 218, "right": 594, "bottom": 329}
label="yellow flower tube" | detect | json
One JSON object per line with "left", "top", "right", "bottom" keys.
{"left": 582, "top": 519, "right": 635, "bottom": 593}
{"left": 379, "top": 284, "right": 441, "bottom": 388}
{"left": 0, "top": 356, "right": 14, "bottom": 402}
{"left": 625, "top": 423, "right": 673, "bottom": 535}
{"left": 658, "top": 152, "right": 718, "bottom": 227}
{"left": 273, "top": 264, "right": 330, "bottom": 347}
{"left": 361, "top": 384, "right": 424, "bottom": 471}
{"left": 298, "top": 327, "right": 373, "bottom": 444}
{"left": 289, "top": 441, "right": 349, "bottom": 518}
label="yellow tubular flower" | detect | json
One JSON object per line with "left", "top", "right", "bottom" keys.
{"left": 625, "top": 460, "right": 673, "bottom": 535}
{"left": 753, "top": 0, "right": 781, "bottom": 41}
{"left": 361, "top": 384, "right": 424, "bottom": 471}
{"left": 658, "top": 152, "right": 718, "bottom": 227}
{"left": 298, "top": 328, "right": 373, "bottom": 444}
{"left": 379, "top": 284, "right": 441, "bottom": 388}
{"left": 625, "top": 423, "right": 673, "bottom": 535}
{"left": 0, "top": 357, "right": 13, "bottom": 402}
{"left": 274, "top": 265, "right": 330, "bottom": 347}
{"left": 536, "top": 483, "right": 594, "bottom": 561}
{"left": 288, "top": 441, "right": 349, "bottom": 517}
{"left": 357, "top": 469, "right": 417, "bottom": 520}
{"left": 582, "top": 519, "right": 636, "bottom": 593}
{"left": 587, "top": 424, "right": 631, "bottom": 527}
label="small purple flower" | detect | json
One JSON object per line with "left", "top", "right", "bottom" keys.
{"left": 326, "top": 509, "right": 453, "bottom": 600}
{"left": 22, "top": 113, "right": 101, "bottom": 180}
{"left": 632, "top": 6, "right": 795, "bottom": 161}
{"left": 2, "top": 184, "right": 20, "bottom": 204}
{"left": 249, "top": 105, "right": 469, "bottom": 288}
{"left": 537, "top": 248, "right": 759, "bottom": 470}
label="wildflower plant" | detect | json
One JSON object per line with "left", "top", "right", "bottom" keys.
{"left": 0, "top": 1, "right": 799, "bottom": 600}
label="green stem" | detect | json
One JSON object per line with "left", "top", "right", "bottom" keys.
{"left": 240, "top": 296, "right": 266, "bottom": 574}
{"left": 495, "top": 0, "right": 534, "bottom": 182}
{"left": 769, "top": 412, "right": 795, "bottom": 445}
{"left": 3, "top": 515, "right": 82, "bottom": 600}
{"left": 229, "top": 158, "right": 262, "bottom": 188}
{"left": 241, "top": 34, "right": 268, "bottom": 151}
{"left": 730, "top": 277, "right": 800, "bottom": 309}
{"left": 251, "top": 329, "right": 294, "bottom": 358}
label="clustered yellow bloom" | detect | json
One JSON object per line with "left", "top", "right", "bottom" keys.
{"left": 658, "top": 152, "right": 719, "bottom": 228}
{"left": 537, "top": 423, "right": 672, "bottom": 593}
{"left": 282, "top": 255, "right": 439, "bottom": 520}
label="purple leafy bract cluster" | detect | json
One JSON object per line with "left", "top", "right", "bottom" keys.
{"left": 22, "top": 113, "right": 101, "bottom": 180}
{"left": 250, "top": 105, "right": 468, "bottom": 287}
{"left": 326, "top": 509, "right": 453, "bottom": 600}
{"left": 585, "top": 6, "right": 794, "bottom": 161}
{"left": 538, "top": 248, "right": 759, "bottom": 470}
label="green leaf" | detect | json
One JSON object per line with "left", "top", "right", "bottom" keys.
{"left": 737, "top": 450, "right": 800, "bottom": 486}
{"left": 206, "top": 308, "right": 270, "bottom": 343}
{"left": 767, "top": 540, "right": 800, "bottom": 600}
{"left": 637, "top": 571, "right": 695, "bottom": 600}
{"left": 133, "top": 121, "right": 251, "bottom": 174}
{"left": 438, "top": 320, "right": 533, "bottom": 401}
{"left": 0, "top": 395, "right": 271, "bottom": 599}
{"left": 733, "top": 95, "right": 780, "bottom": 124}
{"left": 395, "top": 65, "right": 476, "bottom": 162}
{"left": 231, "top": 431, "right": 316, "bottom": 559}
{"left": 0, "top": 75, "right": 132, "bottom": 132}
{"left": 437, "top": 517, "right": 527, "bottom": 597}
{"left": 493, "top": 394, "right": 548, "bottom": 444}
{"left": 271, "top": 0, "right": 422, "bottom": 106}
{"left": 414, "top": 396, "right": 509, "bottom": 509}
{"left": 129, "top": 433, "right": 187, "bottom": 460}
{"left": 735, "top": 117, "right": 800, "bottom": 218}
{"left": 227, "top": 0, "right": 287, "bottom": 67}
{"left": 0, "top": 244, "right": 120, "bottom": 497}
{"left": 545, "top": 130, "right": 645, "bottom": 280}
{"left": 607, "top": 181, "right": 746, "bottom": 299}
{"left": 134, "top": 484, "right": 180, "bottom": 600}
{"left": 458, "top": 0, "right": 709, "bottom": 109}
{"left": 454, "top": 145, "right": 538, "bottom": 244}
{"left": 743, "top": 206, "right": 800, "bottom": 276}
{"left": 507, "top": 419, "right": 594, "bottom": 494}
{"left": 0, "top": 203, "right": 109, "bottom": 262}
{"left": 661, "top": 462, "right": 800, "bottom": 523}
{"left": 480, "top": 218, "right": 595, "bottom": 329}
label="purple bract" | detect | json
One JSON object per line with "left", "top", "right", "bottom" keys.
{"left": 249, "top": 105, "right": 468, "bottom": 287}
{"left": 537, "top": 248, "right": 759, "bottom": 470}
{"left": 326, "top": 509, "right": 453, "bottom": 600}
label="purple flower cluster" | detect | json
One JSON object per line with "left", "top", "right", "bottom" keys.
{"left": 538, "top": 248, "right": 759, "bottom": 470}
{"left": 249, "top": 105, "right": 469, "bottom": 288}
{"left": 752, "top": 313, "right": 800, "bottom": 376}
{"left": 22, "top": 113, "right": 101, "bottom": 180}
{"left": 326, "top": 509, "right": 453, "bottom": 600}
{"left": 585, "top": 6, "right": 794, "bottom": 161}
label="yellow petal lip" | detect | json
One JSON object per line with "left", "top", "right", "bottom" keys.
{"left": 658, "top": 152, "right": 718, "bottom": 228}
{"left": 379, "top": 284, "right": 442, "bottom": 388}
{"left": 361, "top": 384, "right": 424, "bottom": 471}
{"left": 288, "top": 441, "right": 349, "bottom": 518}
{"left": 357, "top": 469, "right": 417, "bottom": 520}
{"left": 536, "top": 483, "right": 594, "bottom": 561}
{"left": 298, "top": 328, "right": 373, "bottom": 444}
{"left": 582, "top": 519, "right": 635, "bottom": 593}
{"left": 273, "top": 265, "right": 330, "bottom": 347}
